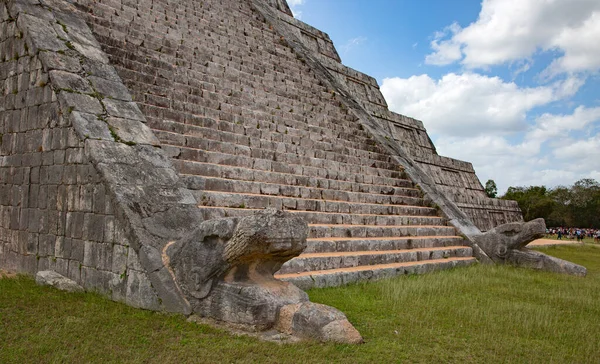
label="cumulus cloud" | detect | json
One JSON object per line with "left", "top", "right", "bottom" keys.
{"left": 381, "top": 72, "right": 599, "bottom": 192}
{"left": 425, "top": 23, "right": 462, "bottom": 66}
{"left": 425, "top": 0, "right": 600, "bottom": 76}
{"left": 552, "top": 134, "right": 600, "bottom": 167}
{"left": 380, "top": 0, "right": 600, "bottom": 192}
{"left": 380, "top": 72, "right": 582, "bottom": 137}
{"left": 287, "top": 0, "right": 305, "bottom": 19}
{"left": 434, "top": 131, "right": 600, "bottom": 194}
{"left": 528, "top": 106, "right": 600, "bottom": 143}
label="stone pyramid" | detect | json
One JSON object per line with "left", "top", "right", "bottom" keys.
{"left": 0, "top": 0, "right": 525, "bottom": 314}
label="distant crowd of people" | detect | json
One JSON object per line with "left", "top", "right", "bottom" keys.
{"left": 547, "top": 227, "right": 600, "bottom": 243}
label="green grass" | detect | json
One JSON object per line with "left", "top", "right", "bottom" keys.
{"left": 2, "top": 245, "right": 600, "bottom": 363}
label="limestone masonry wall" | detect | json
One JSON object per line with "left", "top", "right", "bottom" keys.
{"left": 0, "top": 0, "right": 205, "bottom": 312}
{"left": 0, "top": 4, "right": 159, "bottom": 308}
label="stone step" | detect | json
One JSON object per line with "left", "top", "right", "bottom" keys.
{"left": 176, "top": 161, "right": 415, "bottom": 190}
{"left": 278, "top": 246, "right": 473, "bottom": 274}
{"left": 162, "top": 129, "right": 398, "bottom": 176}
{"left": 308, "top": 224, "right": 456, "bottom": 239}
{"left": 147, "top": 92, "right": 371, "bottom": 148}
{"left": 197, "top": 206, "right": 442, "bottom": 225}
{"left": 304, "top": 236, "right": 466, "bottom": 254}
{"left": 183, "top": 174, "right": 419, "bottom": 198}
{"left": 195, "top": 191, "right": 429, "bottom": 215}
{"left": 275, "top": 257, "right": 477, "bottom": 290}
{"left": 169, "top": 144, "right": 405, "bottom": 181}
{"left": 153, "top": 117, "right": 390, "bottom": 163}
{"left": 185, "top": 175, "right": 422, "bottom": 204}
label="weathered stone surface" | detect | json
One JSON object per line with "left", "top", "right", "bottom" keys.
{"left": 57, "top": 92, "right": 104, "bottom": 114}
{"left": 16, "top": 14, "right": 66, "bottom": 53}
{"left": 0, "top": 0, "right": 194, "bottom": 315}
{"left": 106, "top": 117, "right": 160, "bottom": 145}
{"left": 473, "top": 218, "right": 587, "bottom": 276}
{"left": 166, "top": 209, "right": 307, "bottom": 303}
{"left": 103, "top": 99, "right": 145, "bottom": 121}
{"left": 70, "top": 111, "right": 113, "bottom": 141}
{"left": 35, "top": 270, "right": 84, "bottom": 292}
{"left": 166, "top": 209, "right": 362, "bottom": 342}
{"left": 88, "top": 76, "right": 132, "bottom": 101}
{"left": 277, "top": 302, "right": 363, "bottom": 344}
{"left": 49, "top": 70, "right": 93, "bottom": 94}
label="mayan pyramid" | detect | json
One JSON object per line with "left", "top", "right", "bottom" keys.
{"left": 0, "top": 0, "right": 522, "bottom": 311}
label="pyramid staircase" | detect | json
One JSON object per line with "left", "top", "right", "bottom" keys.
{"left": 83, "top": 0, "right": 477, "bottom": 290}
{"left": 168, "top": 131, "right": 476, "bottom": 289}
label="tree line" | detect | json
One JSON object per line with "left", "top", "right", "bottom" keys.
{"left": 494, "top": 178, "right": 600, "bottom": 229}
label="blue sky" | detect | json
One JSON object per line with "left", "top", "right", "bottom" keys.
{"left": 289, "top": 0, "right": 600, "bottom": 194}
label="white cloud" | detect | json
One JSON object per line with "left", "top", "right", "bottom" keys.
{"left": 528, "top": 106, "right": 600, "bottom": 143}
{"left": 380, "top": 72, "right": 582, "bottom": 137}
{"left": 552, "top": 134, "right": 600, "bottom": 167}
{"left": 543, "top": 12, "right": 600, "bottom": 78}
{"left": 287, "top": 0, "right": 305, "bottom": 19}
{"left": 425, "top": 23, "right": 462, "bottom": 66}
{"left": 425, "top": 0, "right": 600, "bottom": 76}
{"left": 381, "top": 72, "right": 599, "bottom": 192}
{"left": 341, "top": 36, "right": 367, "bottom": 54}
{"left": 434, "top": 131, "right": 600, "bottom": 194}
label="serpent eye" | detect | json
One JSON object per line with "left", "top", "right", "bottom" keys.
{"left": 496, "top": 245, "right": 508, "bottom": 258}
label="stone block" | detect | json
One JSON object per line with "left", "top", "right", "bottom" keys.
{"left": 69, "top": 239, "right": 84, "bottom": 262}
{"left": 38, "top": 51, "right": 82, "bottom": 73}
{"left": 88, "top": 76, "right": 132, "bottom": 101}
{"left": 125, "top": 269, "right": 160, "bottom": 310}
{"left": 106, "top": 117, "right": 160, "bottom": 145}
{"left": 54, "top": 257, "right": 69, "bottom": 277}
{"left": 17, "top": 14, "right": 67, "bottom": 53}
{"left": 102, "top": 99, "right": 145, "bottom": 121}
{"left": 81, "top": 266, "right": 111, "bottom": 295}
{"left": 65, "top": 211, "right": 84, "bottom": 239}
{"left": 69, "top": 111, "right": 113, "bottom": 141}
{"left": 111, "top": 244, "right": 128, "bottom": 275}
{"left": 127, "top": 246, "right": 143, "bottom": 271}
{"left": 82, "top": 213, "right": 104, "bottom": 242}
{"left": 38, "top": 233, "right": 54, "bottom": 256}
{"left": 36, "top": 270, "right": 84, "bottom": 293}
{"left": 58, "top": 92, "right": 104, "bottom": 115}
{"left": 82, "top": 59, "right": 121, "bottom": 83}
{"left": 49, "top": 70, "right": 94, "bottom": 94}
{"left": 67, "top": 259, "right": 82, "bottom": 284}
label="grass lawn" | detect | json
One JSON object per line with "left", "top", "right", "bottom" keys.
{"left": 1, "top": 244, "right": 599, "bottom": 363}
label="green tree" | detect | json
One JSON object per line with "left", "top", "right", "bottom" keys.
{"left": 484, "top": 179, "right": 498, "bottom": 198}
{"left": 502, "top": 179, "right": 600, "bottom": 228}
{"left": 547, "top": 186, "right": 571, "bottom": 227}
{"left": 502, "top": 186, "right": 555, "bottom": 222}
{"left": 570, "top": 179, "right": 600, "bottom": 228}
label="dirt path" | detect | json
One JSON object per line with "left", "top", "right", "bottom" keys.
{"left": 529, "top": 238, "right": 583, "bottom": 247}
